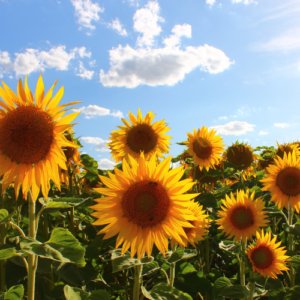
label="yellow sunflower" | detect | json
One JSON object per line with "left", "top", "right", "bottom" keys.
{"left": 276, "top": 142, "right": 300, "bottom": 159}
{"left": 246, "top": 230, "right": 289, "bottom": 279}
{"left": 0, "top": 74, "right": 80, "bottom": 200}
{"left": 62, "top": 130, "right": 82, "bottom": 167}
{"left": 216, "top": 190, "right": 269, "bottom": 243}
{"left": 181, "top": 201, "right": 210, "bottom": 247}
{"left": 185, "top": 126, "right": 224, "bottom": 171}
{"left": 223, "top": 142, "right": 258, "bottom": 180}
{"left": 90, "top": 154, "right": 199, "bottom": 259}
{"left": 261, "top": 151, "right": 300, "bottom": 212}
{"left": 107, "top": 108, "right": 172, "bottom": 163}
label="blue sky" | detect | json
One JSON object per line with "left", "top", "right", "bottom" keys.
{"left": 1, "top": 0, "right": 300, "bottom": 169}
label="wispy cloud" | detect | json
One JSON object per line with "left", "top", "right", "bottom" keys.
{"left": 206, "top": 0, "right": 216, "bottom": 6}
{"left": 107, "top": 18, "right": 128, "bottom": 36}
{"left": 218, "top": 116, "right": 227, "bottom": 120}
{"left": 81, "top": 137, "right": 110, "bottom": 152}
{"left": 98, "top": 158, "right": 116, "bottom": 170}
{"left": 259, "top": 131, "right": 268, "bottom": 135}
{"left": 211, "top": 121, "right": 255, "bottom": 135}
{"left": 73, "top": 105, "right": 124, "bottom": 119}
{"left": 76, "top": 61, "right": 94, "bottom": 79}
{"left": 274, "top": 123, "right": 290, "bottom": 128}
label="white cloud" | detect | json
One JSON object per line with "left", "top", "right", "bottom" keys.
{"left": 163, "top": 24, "right": 192, "bottom": 48}
{"left": 253, "top": 28, "right": 300, "bottom": 52}
{"left": 206, "top": 0, "right": 216, "bottom": 5}
{"left": 126, "top": 0, "right": 139, "bottom": 6}
{"left": 218, "top": 116, "right": 227, "bottom": 120}
{"left": 211, "top": 121, "right": 255, "bottom": 135}
{"left": 108, "top": 18, "right": 128, "bottom": 36}
{"left": 274, "top": 123, "right": 290, "bottom": 128}
{"left": 76, "top": 61, "right": 94, "bottom": 79}
{"left": 73, "top": 46, "right": 92, "bottom": 58}
{"left": 98, "top": 158, "right": 116, "bottom": 170}
{"left": 133, "top": 1, "right": 164, "bottom": 47}
{"left": 0, "top": 51, "right": 13, "bottom": 78}
{"left": 232, "top": 0, "right": 257, "bottom": 4}
{"left": 100, "top": 44, "right": 233, "bottom": 88}
{"left": 81, "top": 137, "right": 110, "bottom": 152}
{"left": 70, "top": 0, "right": 104, "bottom": 31}
{"left": 73, "top": 105, "right": 124, "bottom": 119}
{"left": 259, "top": 131, "right": 268, "bottom": 135}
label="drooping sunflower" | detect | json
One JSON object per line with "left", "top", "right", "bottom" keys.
{"left": 261, "top": 151, "right": 300, "bottom": 212}
{"left": 258, "top": 148, "right": 276, "bottom": 172}
{"left": 216, "top": 190, "right": 269, "bottom": 243}
{"left": 276, "top": 141, "right": 300, "bottom": 159}
{"left": 223, "top": 142, "right": 258, "bottom": 180}
{"left": 90, "top": 154, "right": 199, "bottom": 259}
{"left": 107, "top": 108, "right": 172, "bottom": 163}
{"left": 0, "top": 74, "right": 80, "bottom": 200}
{"left": 62, "top": 129, "right": 82, "bottom": 167}
{"left": 246, "top": 230, "right": 289, "bottom": 279}
{"left": 185, "top": 126, "right": 224, "bottom": 171}
{"left": 181, "top": 201, "right": 210, "bottom": 247}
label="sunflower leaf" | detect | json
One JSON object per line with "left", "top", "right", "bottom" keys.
{"left": 0, "top": 247, "right": 18, "bottom": 260}
{"left": 219, "top": 285, "right": 250, "bottom": 299}
{"left": 0, "top": 209, "right": 10, "bottom": 225}
{"left": 0, "top": 284, "right": 24, "bottom": 300}
{"left": 213, "top": 277, "right": 232, "bottom": 299}
{"left": 64, "top": 285, "right": 89, "bottom": 300}
{"left": 167, "top": 247, "right": 184, "bottom": 263}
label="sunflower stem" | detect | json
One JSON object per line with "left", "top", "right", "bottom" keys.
{"left": 205, "top": 238, "right": 210, "bottom": 274}
{"left": 240, "top": 241, "right": 246, "bottom": 289}
{"left": 68, "top": 165, "right": 73, "bottom": 195}
{"left": 27, "top": 190, "right": 38, "bottom": 300}
{"left": 248, "top": 271, "right": 255, "bottom": 300}
{"left": 133, "top": 263, "right": 143, "bottom": 300}
{"left": 0, "top": 192, "right": 7, "bottom": 292}
{"left": 169, "top": 263, "right": 176, "bottom": 287}
{"left": 288, "top": 202, "right": 295, "bottom": 287}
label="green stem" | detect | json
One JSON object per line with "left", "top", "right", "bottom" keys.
{"left": 68, "top": 165, "right": 73, "bottom": 195}
{"left": 169, "top": 263, "right": 176, "bottom": 287}
{"left": 73, "top": 171, "right": 80, "bottom": 195}
{"left": 27, "top": 190, "right": 37, "bottom": 300}
{"left": 0, "top": 192, "right": 7, "bottom": 292}
{"left": 205, "top": 238, "right": 210, "bottom": 274}
{"left": 240, "top": 241, "right": 246, "bottom": 288}
{"left": 272, "top": 217, "right": 276, "bottom": 233}
{"left": 133, "top": 263, "right": 143, "bottom": 300}
{"left": 288, "top": 201, "right": 295, "bottom": 287}
{"left": 248, "top": 271, "right": 255, "bottom": 300}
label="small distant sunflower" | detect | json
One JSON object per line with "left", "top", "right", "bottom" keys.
{"left": 216, "top": 190, "right": 269, "bottom": 243}
{"left": 223, "top": 142, "right": 258, "bottom": 180}
{"left": 181, "top": 201, "right": 210, "bottom": 247}
{"left": 246, "top": 230, "right": 289, "bottom": 279}
{"left": 90, "top": 154, "right": 199, "bottom": 259}
{"left": 107, "top": 108, "right": 172, "bottom": 163}
{"left": 0, "top": 74, "right": 80, "bottom": 200}
{"left": 258, "top": 149, "right": 275, "bottom": 172}
{"left": 276, "top": 142, "right": 300, "bottom": 159}
{"left": 62, "top": 130, "right": 82, "bottom": 167}
{"left": 261, "top": 151, "right": 300, "bottom": 212}
{"left": 185, "top": 126, "right": 224, "bottom": 171}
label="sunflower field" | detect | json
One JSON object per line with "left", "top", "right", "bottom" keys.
{"left": 1, "top": 75, "right": 300, "bottom": 300}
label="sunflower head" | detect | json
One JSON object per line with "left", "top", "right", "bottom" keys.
{"left": 107, "top": 108, "right": 172, "bottom": 164}
{"left": 216, "top": 190, "right": 269, "bottom": 243}
{"left": 90, "top": 154, "right": 199, "bottom": 259}
{"left": 185, "top": 126, "right": 224, "bottom": 171}
{"left": 62, "top": 130, "right": 82, "bottom": 166}
{"left": 0, "top": 74, "right": 80, "bottom": 200}
{"left": 258, "top": 148, "right": 276, "bottom": 171}
{"left": 224, "top": 142, "right": 258, "bottom": 180}
{"left": 246, "top": 230, "right": 289, "bottom": 279}
{"left": 261, "top": 151, "right": 300, "bottom": 212}
{"left": 276, "top": 142, "right": 300, "bottom": 159}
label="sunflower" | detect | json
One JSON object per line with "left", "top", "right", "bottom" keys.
{"left": 185, "top": 126, "right": 224, "bottom": 171}
{"left": 261, "top": 151, "right": 300, "bottom": 212}
{"left": 246, "top": 230, "right": 289, "bottom": 279}
{"left": 62, "top": 130, "right": 82, "bottom": 167}
{"left": 90, "top": 154, "right": 199, "bottom": 259}
{"left": 223, "top": 142, "right": 258, "bottom": 180}
{"left": 181, "top": 201, "right": 210, "bottom": 247}
{"left": 107, "top": 108, "right": 171, "bottom": 163}
{"left": 0, "top": 74, "right": 80, "bottom": 200}
{"left": 258, "top": 149, "right": 275, "bottom": 172}
{"left": 276, "top": 142, "right": 300, "bottom": 159}
{"left": 216, "top": 190, "right": 268, "bottom": 243}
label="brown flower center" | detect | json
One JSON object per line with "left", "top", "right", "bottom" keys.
{"left": 276, "top": 146, "right": 293, "bottom": 159}
{"left": 251, "top": 246, "right": 273, "bottom": 269}
{"left": 0, "top": 106, "right": 54, "bottom": 164}
{"left": 276, "top": 167, "right": 300, "bottom": 196}
{"left": 226, "top": 146, "right": 253, "bottom": 170}
{"left": 63, "top": 147, "right": 75, "bottom": 161}
{"left": 126, "top": 124, "right": 158, "bottom": 154}
{"left": 193, "top": 137, "right": 213, "bottom": 160}
{"left": 122, "top": 180, "right": 169, "bottom": 227}
{"left": 230, "top": 205, "right": 254, "bottom": 230}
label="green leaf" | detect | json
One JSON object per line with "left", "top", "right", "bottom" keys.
{"left": 39, "top": 197, "right": 90, "bottom": 208}
{"left": 285, "top": 286, "right": 300, "bottom": 300}
{"left": 80, "top": 154, "right": 99, "bottom": 175}
{"left": 2, "top": 285, "right": 24, "bottom": 300}
{"left": 195, "top": 193, "right": 217, "bottom": 209}
{"left": 181, "top": 249, "right": 197, "bottom": 260}
{"left": 64, "top": 285, "right": 89, "bottom": 300}
{"left": 219, "top": 285, "right": 250, "bottom": 299}
{"left": 141, "top": 261, "right": 160, "bottom": 276}
{"left": 86, "top": 290, "right": 110, "bottom": 300}
{"left": 167, "top": 247, "right": 184, "bottom": 263}
{"left": 20, "top": 228, "right": 85, "bottom": 267}
{"left": 142, "top": 283, "right": 192, "bottom": 300}
{"left": 213, "top": 277, "right": 232, "bottom": 299}
{"left": 111, "top": 249, "right": 154, "bottom": 273}
{"left": 265, "top": 278, "right": 285, "bottom": 297}
{"left": 0, "top": 209, "right": 9, "bottom": 225}
{"left": 0, "top": 248, "right": 18, "bottom": 260}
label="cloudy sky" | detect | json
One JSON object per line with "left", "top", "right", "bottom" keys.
{"left": 1, "top": 0, "right": 300, "bottom": 169}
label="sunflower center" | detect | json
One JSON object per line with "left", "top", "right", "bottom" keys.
{"left": 122, "top": 180, "right": 169, "bottom": 227}
{"left": 126, "top": 124, "right": 158, "bottom": 154}
{"left": 226, "top": 146, "right": 253, "bottom": 170}
{"left": 276, "top": 167, "right": 300, "bottom": 196}
{"left": 230, "top": 206, "right": 254, "bottom": 230}
{"left": 63, "top": 147, "right": 75, "bottom": 161}
{"left": 251, "top": 246, "right": 273, "bottom": 269}
{"left": 0, "top": 106, "right": 54, "bottom": 164}
{"left": 193, "top": 138, "right": 213, "bottom": 160}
